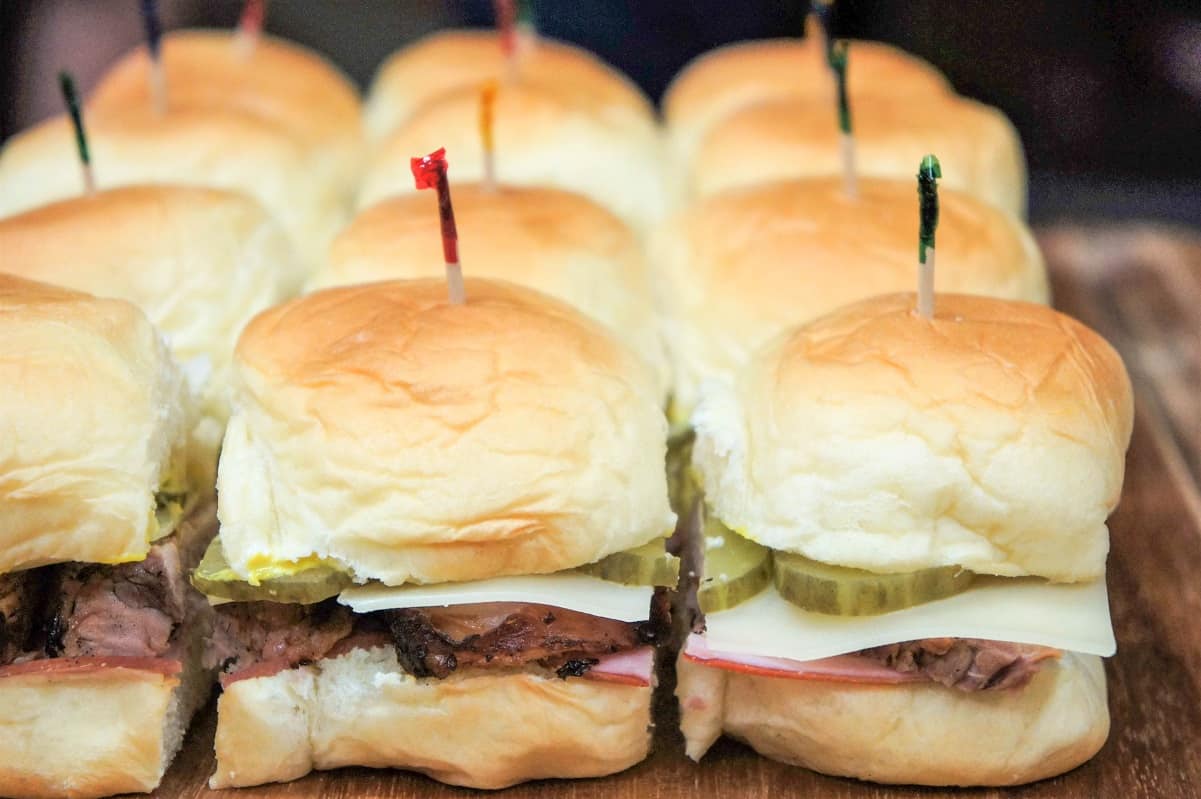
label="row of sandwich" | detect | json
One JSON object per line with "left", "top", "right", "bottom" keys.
{"left": 0, "top": 15, "right": 1133, "bottom": 799}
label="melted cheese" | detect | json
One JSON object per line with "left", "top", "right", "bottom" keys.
{"left": 338, "top": 573, "right": 654, "bottom": 622}
{"left": 704, "top": 577, "right": 1115, "bottom": 662}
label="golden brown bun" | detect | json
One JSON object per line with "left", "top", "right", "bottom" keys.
{"left": 0, "top": 186, "right": 296, "bottom": 486}
{"left": 690, "top": 94, "right": 1026, "bottom": 217}
{"left": 0, "top": 275, "right": 191, "bottom": 572}
{"left": 664, "top": 35, "right": 951, "bottom": 165}
{"left": 364, "top": 28, "right": 654, "bottom": 140}
{"left": 0, "top": 32, "right": 362, "bottom": 274}
{"left": 312, "top": 185, "right": 670, "bottom": 397}
{"left": 358, "top": 81, "right": 669, "bottom": 231}
{"left": 211, "top": 646, "right": 652, "bottom": 789}
{"left": 217, "top": 278, "right": 674, "bottom": 585}
{"left": 652, "top": 177, "right": 1048, "bottom": 422}
{"left": 693, "top": 293, "right": 1133, "bottom": 581}
{"left": 0, "top": 504, "right": 216, "bottom": 799}
{"left": 91, "top": 29, "right": 362, "bottom": 170}
{"left": 677, "top": 652, "right": 1109, "bottom": 786}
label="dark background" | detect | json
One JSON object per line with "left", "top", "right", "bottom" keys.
{"left": 2, "top": 0, "right": 1199, "bottom": 225}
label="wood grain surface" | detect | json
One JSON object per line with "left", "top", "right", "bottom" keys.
{"left": 142, "top": 225, "right": 1201, "bottom": 798}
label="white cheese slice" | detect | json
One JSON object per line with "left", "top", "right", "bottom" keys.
{"left": 703, "top": 577, "right": 1115, "bottom": 662}
{"left": 338, "top": 573, "right": 654, "bottom": 622}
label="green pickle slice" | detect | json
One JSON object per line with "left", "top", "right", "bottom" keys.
{"left": 772, "top": 551, "right": 974, "bottom": 616}
{"left": 578, "top": 540, "right": 680, "bottom": 587}
{"left": 191, "top": 538, "right": 352, "bottom": 604}
{"left": 697, "top": 517, "right": 772, "bottom": 613}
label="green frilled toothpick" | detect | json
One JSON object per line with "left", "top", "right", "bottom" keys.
{"left": 827, "top": 39, "right": 856, "bottom": 199}
{"left": 917, "top": 154, "right": 942, "bottom": 318}
{"left": 58, "top": 71, "right": 95, "bottom": 195}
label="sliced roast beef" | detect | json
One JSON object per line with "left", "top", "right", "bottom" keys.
{"left": 858, "top": 637, "right": 1060, "bottom": 691}
{"left": 386, "top": 601, "right": 656, "bottom": 679}
{"left": 207, "top": 600, "right": 355, "bottom": 675}
{"left": 0, "top": 571, "right": 43, "bottom": 664}
{"left": 46, "top": 538, "right": 188, "bottom": 658}
{"left": 43, "top": 505, "right": 216, "bottom": 660}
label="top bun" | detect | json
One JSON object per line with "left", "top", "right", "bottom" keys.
{"left": 664, "top": 35, "right": 950, "bottom": 166}
{"left": 217, "top": 279, "right": 675, "bottom": 585}
{"left": 311, "top": 185, "right": 670, "bottom": 398}
{"left": 0, "top": 31, "right": 363, "bottom": 274}
{"left": 0, "top": 275, "right": 191, "bottom": 573}
{"left": 364, "top": 29, "right": 654, "bottom": 141}
{"left": 690, "top": 94, "right": 1026, "bottom": 218}
{"left": 358, "top": 81, "right": 668, "bottom": 231}
{"left": 0, "top": 185, "right": 296, "bottom": 484}
{"left": 90, "top": 29, "right": 363, "bottom": 186}
{"left": 652, "top": 176, "right": 1048, "bottom": 422}
{"left": 693, "top": 293, "right": 1133, "bottom": 582}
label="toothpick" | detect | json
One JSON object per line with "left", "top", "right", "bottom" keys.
{"left": 58, "top": 71, "right": 95, "bottom": 195}
{"left": 827, "top": 39, "right": 856, "bottom": 199}
{"left": 917, "top": 154, "right": 942, "bottom": 319}
{"left": 478, "top": 81, "right": 499, "bottom": 192}
{"left": 411, "top": 148, "right": 466, "bottom": 305}
{"left": 234, "top": 0, "right": 267, "bottom": 59}
{"left": 140, "top": 0, "right": 167, "bottom": 115}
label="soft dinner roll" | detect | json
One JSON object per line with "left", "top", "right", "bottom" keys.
{"left": 364, "top": 28, "right": 655, "bottom": 141}
{"left": 90, "top": 29, "right": 363, "bottom": 201}
{"left": 652, "top": 176, "right": 1048, "bottom": 422}
{"left": 692, "top": 292, "right": 1133, "bottom": 582}
{"left": 217, "top": 278, "right": 674, "bottom": 585}
{"left": 359, "top": 81, "right": 668, "bottom": 231}
{"left": 0, "top": 185, "right": 296, "bottom": 486}
{"left": 211, "top": 646, "right": 652, "bottom": 790}
{"left": 311, "top": 185, "right": 670, "bottom": 398}
{"left": 664, "top": 34, "right": 951, "bottom": 167}
{"left": 0, "top": 32, "right": 363, "bottom": 273}
{"left": 677, "top": 650, "right": 1109, "bottom": 786}
{"left": 690, "top": 93, "right": 1026, "bottom": 217}
{"left": 0, "top": 275, "right": 191, "bottom": 573}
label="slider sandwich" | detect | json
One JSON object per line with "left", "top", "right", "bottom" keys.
{"left": 0, "top": 31, "right": 363, "bottom": 273}
{"left": 310, "top": 184, "right": 670, "bottom": 399}
{"left": 678, "top": 292, "right": 1132, "bottom": 785}
{"left": 364, "top": 29, "right": 655, "bottom": 142}
{"left": 0, "top": 275, "right": 212, "bottom": 799}
{"left": 198, "top": 279, "right": 676, "bottom": 789}
{"left": 359, "top": 63, "right": 668, "bottom": 231}
{"left": 690, "top": 92, "right": 1026, "bottom": 217}
{"left": 0, "top": 185, "right": 298, "bottom": 488}
{"left": 663, "top": 33, "right": 950, "bottom": 170}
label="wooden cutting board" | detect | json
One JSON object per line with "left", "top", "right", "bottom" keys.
{"left": 147, "top": 224, "right": 1201, "bottom": 798}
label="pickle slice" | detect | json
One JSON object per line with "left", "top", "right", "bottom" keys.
{"left": 772, "top": 551, "right": 974, "bottom": 616}
{"left": 578, "top": 540, "right": 680, "bottom": 587}
{"left": 666, "top": 430, "right": 699, "bottom": 516}
{"left": 697, "top": 517, "right": 772, "bottom": 613}
{"left": 190, "top": 538, "right": 352, "bottom": 604}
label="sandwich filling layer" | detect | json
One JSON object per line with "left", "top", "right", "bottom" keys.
{"left": 0, "top": 504, "right": 215, "bottom": 674}
{"left": 207, "top": 591, "right": 667, "bottom": 688}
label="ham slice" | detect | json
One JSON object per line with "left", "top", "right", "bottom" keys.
{"left": 582, "top": 646, "right": 655, "bottom": 687}
{"left": 682, "top": 634, "right": 925, "bottom": 685}
{"left": 0, "top": 655, "right": 182, "bottom": 680}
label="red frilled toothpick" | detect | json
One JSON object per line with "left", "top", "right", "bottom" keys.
{"left": 411, "top": 148, "right": 466, "bottom": 305}
{"left": 235, "top": 0, "right": 267, "bottom": 57}
{"left": 494, "top": 0, "right": 518, "bottom": 59}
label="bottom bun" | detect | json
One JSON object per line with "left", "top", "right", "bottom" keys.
{"left": 677, "top": 651, "right": 1108, "bottom": 786}
{"left": 211, "top": 646, "right": 654, "bottom": 790}
{"left": 0, "top": 631, "right": 212, "bottom": 799}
